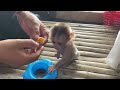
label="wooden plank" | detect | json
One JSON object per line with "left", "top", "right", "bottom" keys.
{"left": 71, "top": 27, "right": 118, "bottom": 33}
{"left": 42, "top": 20, "right": 114, "bottom": 29}
{"left": 45, "top": 25, "right": 118, "bottom": 35}
{"left": 48, "top": 38, "right": 114, "bottom": 46}
{"left": 57, "top": 74, "right": 85, "bottom": 79}
{"left": 79, "top": 56, "right": 105, "bottom": 63}
{"left": 44, "top": 24, "right": 114, "bottom": 30}
{"left": 44, "top": 23, "right": 113, "bottom": 29}
{"left": 45, "top": 42, "right": 112, "bottom": 50}
{"left": 38, "top": 57, "right": 119, "bottom": 76}
{"left": 47, "top": 25, "right": 118, "bottom": 36}
{"left": 73, "top": 30, "right": 118, "bottom": 35}
{"left": 2, "top": 60, "right": 117, "bottom": 79}
{"left": 66, "top": 63, "right": 119, "bottom": 76}
{"left": 76, "top": 34, "right": 116, "bottom": 41}
{"left": 0, "top": 67, "right": 24, "bottom": 79}
{"left": 75, "top": 32, "right": 117, "bottom": 38}
{"left": 42, "top": 21, "right": 118, "bottom": 32}
{"left": 40, "top": 55, "right": 105, "bottom": 63}
{"left": 40, "top": 56, "right": 112, "bottom": 69}
{"left": 59, "top": 69, "right": 119, "bottom": 79}
{"left": 44, "top": 46, "right": 110, "bottom": 54}
{"left": 41, "top": 50, "right": 108, "bottom": 58}
{"left": 73, "top": 38, "right": 114, "bottom": 45}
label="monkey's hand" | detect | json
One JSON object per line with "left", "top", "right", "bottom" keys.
{"left": 48, "top": 65, "right": 56, "bottom": 73}
{"left": 54, "top": 53, "right": 60, "bottom": 59}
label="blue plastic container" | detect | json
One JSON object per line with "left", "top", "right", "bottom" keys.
{"left": 23, "top": 59, "right": 58, "bottom": 79}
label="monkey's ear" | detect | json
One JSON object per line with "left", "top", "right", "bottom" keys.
{"left": 69, "top": 32, "right": 74, "bottom": 40}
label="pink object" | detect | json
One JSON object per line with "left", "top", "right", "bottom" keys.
{"left": 103, "top": 11, "right": 120, "bottom": 27}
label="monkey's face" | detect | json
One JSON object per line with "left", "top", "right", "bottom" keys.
{"left": 52, "top": 34, "right": 68, "bottom": 53}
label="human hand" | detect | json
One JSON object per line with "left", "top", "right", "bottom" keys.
{"left": 0, "top": 39, "right": 44, "bottom": 68}
{"left": 16, "top": 11, "right": 49, "bottom": 45}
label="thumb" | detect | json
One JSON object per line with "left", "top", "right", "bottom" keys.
{"left": 26, "top": 46, "right": 44, "bottom": 63}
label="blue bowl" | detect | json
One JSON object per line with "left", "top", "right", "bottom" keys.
{"left": 23, "top": 59, "right": 58, "bottom": 79}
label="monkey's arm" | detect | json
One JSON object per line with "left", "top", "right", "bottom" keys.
{"left": 54, "top": 46, "right": 72, "bottom": 69}
{"left": 55, "top": 50, "right": 61, "bottom": 59}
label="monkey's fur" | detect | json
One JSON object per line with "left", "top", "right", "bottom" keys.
{"left": 50, "top": 23, "right": 80, "bottom": 69}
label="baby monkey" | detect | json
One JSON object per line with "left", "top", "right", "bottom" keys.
{"left": 48, "top": 23, "right": 80, "bottom": 73}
